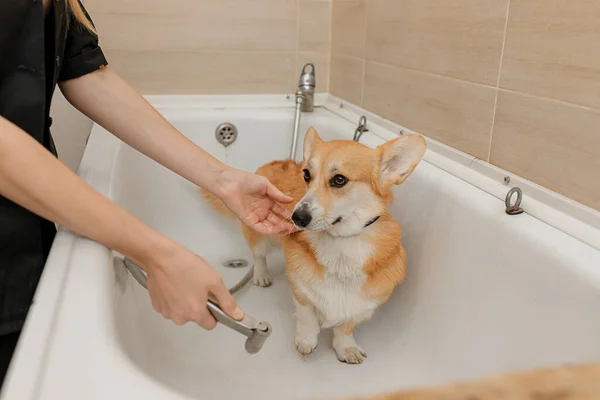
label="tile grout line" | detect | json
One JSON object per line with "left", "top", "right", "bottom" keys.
{"left": 487, "top": 0, "right": 512, "bottom": 163}
{"left": 499, "top": 86, "right": 600, "bottom": 113}
{"left": 327, "top": 0, "right": 334, "bottom": 93}
{"left": 295, "top": 0, "right": 301, "bottom": 91}
{"left": 330, "top": 53, "right": 365, "bottom": 62}
{"left": 104, "top": 48, "right": 300, "bottom": 55}
{"left": 360, "top": 59, "right": 366, "bottom": 107}
{"left": 360, "top": 0, "right": 369, "bottom": 107}
{"left": 367, "top": 59, "right": 496, "bottom": 89}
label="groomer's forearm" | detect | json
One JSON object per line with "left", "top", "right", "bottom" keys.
{"left": 0, "top": 116, "right": 168, "bottom": 268}
{"left": 59, "top": 67, "right": 233, "bottom": 195}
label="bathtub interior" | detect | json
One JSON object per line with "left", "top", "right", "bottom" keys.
{"left": 107, "top": 106, "right": 600, "bottom": 400}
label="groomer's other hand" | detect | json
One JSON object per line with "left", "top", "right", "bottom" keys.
{"left": 142, "top": 240, "right": 244, "bottom": 330}
{"left": 215, "top": 169, "right": 297, "bottom": 235}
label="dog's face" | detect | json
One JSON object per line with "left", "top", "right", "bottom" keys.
{"left": 291, "top": 127, "right": 426, "bottom": 236}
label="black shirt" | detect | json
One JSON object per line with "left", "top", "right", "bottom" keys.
{"left": 0, "top": 0, "right": 108, "bottom": 335}
{"left": 45, "top": 7, "right": 56, "bottom": 127}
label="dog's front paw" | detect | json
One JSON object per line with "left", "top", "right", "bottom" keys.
{"left": 335, "top": 346, "right": 367, "bottom": 365}
{"left": 295, "top": 338, "right": 318, "bottom": 356}
{"left": 252, "top": 272, "right": 272, "bottom": 287}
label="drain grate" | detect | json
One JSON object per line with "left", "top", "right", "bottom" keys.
{"left": 223, "top": 259, "right": 249, "bottom": 269}
{"left": 215, "top": 122, "right": 238, "bottom": 147}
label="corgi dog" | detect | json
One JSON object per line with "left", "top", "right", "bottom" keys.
{"left": 201, "top": 127, "right": 426, "bottom": 364}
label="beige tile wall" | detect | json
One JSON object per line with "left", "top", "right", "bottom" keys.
{"left": 330, "top": 0, "right": 600, "bottom": 211}
{"left": 55, "top": 0, "right": 599, "bottom": 213}
{"left": 52, "top": 0, "right": 332, "bottom": 171}
{"left": 85, "top": 0, "right": 331, "bottom": 94}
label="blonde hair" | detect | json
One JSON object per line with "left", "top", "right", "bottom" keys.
{"left": 67, "top": 0, "right": 97, "bottom": 35}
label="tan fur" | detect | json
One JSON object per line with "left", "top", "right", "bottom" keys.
{"left": 200, "top": 127, "right": 426, "bottom": 363}
{"left": 281, "top": 214, "right": 405, "bottom": 306}
{"left": 338, "top": 363, "right": 600, "bottom": 400}
{"left": 363, "top": 215, "right": 407, "bottom": 304}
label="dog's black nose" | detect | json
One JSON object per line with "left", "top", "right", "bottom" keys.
{"left": 292, "top": 210, "right": 312, "bottom": 228}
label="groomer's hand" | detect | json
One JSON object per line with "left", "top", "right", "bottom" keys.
{"left": 142, "top": 240, "right": 244, "bottom": 330}
{"left": 215, "top": 169, "right": 297, "bottom": 235}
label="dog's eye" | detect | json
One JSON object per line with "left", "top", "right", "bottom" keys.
{"left": 303, "top": 169, "right": 311, "bottom": 183}
{"left": 330, "top": 174, "right": 348, "bottom": 188}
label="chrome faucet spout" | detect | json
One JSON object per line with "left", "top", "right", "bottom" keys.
{"left": 289, "top": 63, "right": 316, "bottom": 160}
{"left": 297, "top": 63, "right": 315, "bottom": 112}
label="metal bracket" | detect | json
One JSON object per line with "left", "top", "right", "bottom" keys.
{"left": 353, "top": 115, "right": 368, "bottom": 142}
{"left": 505, "top": 187, "right": 524, "bottom": 215}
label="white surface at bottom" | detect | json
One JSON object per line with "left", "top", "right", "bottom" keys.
{"left": 3, "top": 95, "right": 600, "bottom": 400}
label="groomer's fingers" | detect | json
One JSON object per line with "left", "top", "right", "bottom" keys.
{"left": 196, "top": 311, "right": 217, "bottom": 330}
{"left": 262, "top": 212, "right": 295, "bottom": 234}
{"left": 270, "top": 202, "right": 293, "bottom": 220}
{"left": 267, "top": 212, "right": 284, "bottom": 227}
{"left": 210, "top": 279, "right": 244, "bottom": 321}
{"left": 254, "top": 219, "right": 276, "bottom": 235}
{"left": 265, "top": 180, "right": 294, "bottom": 204}
{"left": 283, "top": 224, "right": 298, "bottom": 234}
{"left": 171, "top": 314, "right": 187, "bottom": 326}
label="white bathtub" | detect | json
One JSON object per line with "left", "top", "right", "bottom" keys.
{"left": 3, "top": 95, "right": 600, "bottom": 400}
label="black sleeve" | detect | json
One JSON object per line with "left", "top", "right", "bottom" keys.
{"left": 58, "top": 0, "right": 108, "bottom": 82}
{"left": 0, "top": 0, "right": 28, "bottom": 79}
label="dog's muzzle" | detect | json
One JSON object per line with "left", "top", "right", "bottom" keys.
{"left": 292, "top": 204, "right": 312, "bottom": 228}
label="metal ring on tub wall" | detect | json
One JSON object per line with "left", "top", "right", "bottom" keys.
{"left": 353, "top": 115, "right": 368, "bottom": 142}
{"left": 505, "top": 187, "right": 524, "bottom": 215}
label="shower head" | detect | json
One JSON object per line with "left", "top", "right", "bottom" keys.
{"left": 120, "top": 257, "right": 272, "bottom": 355}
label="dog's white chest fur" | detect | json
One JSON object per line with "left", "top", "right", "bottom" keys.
{"left": 294, "top": 232, "right": 378, "bottom": 328}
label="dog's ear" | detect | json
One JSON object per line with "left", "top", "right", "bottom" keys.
{"left": 377, "top": 134, "right": 426, "bottom": 186}
{"left": 303, "top": 126, "right": 322, "bottom": 162}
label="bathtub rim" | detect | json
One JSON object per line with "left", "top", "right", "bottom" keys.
{"left": 1, "top": 93, "right": 599, "bottom": 400}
